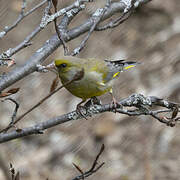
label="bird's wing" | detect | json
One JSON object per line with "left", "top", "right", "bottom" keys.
{"left": 104, "top": 59, "right": 138, "bottom": 82}
{"left": 85, "top": 58, "right": 110, "bottom": 85}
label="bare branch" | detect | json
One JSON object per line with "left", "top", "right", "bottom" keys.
{"left": 53, "top": 0, "right": 89, "bottom": 55}
{"left": 0, "top": 0, "right": 86, "bottom": 63}
{"left": 0, "top": 0, "right": 150, "bottom": 91}
{"left": 40, "top": 0, "right": 90, "bottom": 28}
{"left": 0, "top": 67, "right": 84, "bottom": 133}
{"left": 1, "top": 98, "right": 19, "bottom": 125}
{"left": 0, "top": 94, "right": 179, "bottom": 143}
{"left": 95, "top": 0, "right": 138, "bottom": 31}
{"left": 53, "top": 0, "right": 69, "bottom": 55}
{"left": 95, "top": 6, "right": 132, "bottom": 31}
{"left": 0, "top": 0, "right": 47, "bottom": 38}
{"left": 70, "top": 1, "right": 109, "bottom": 56}
{"left": 72, "top": 144, "right": 105, "bottom": 180}
{"left": 0, "top": 1, "right": 51, "bottom": 60}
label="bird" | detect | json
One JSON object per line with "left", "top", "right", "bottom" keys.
{"left": 54, "top": 56, "right": 139, "bottom": 115}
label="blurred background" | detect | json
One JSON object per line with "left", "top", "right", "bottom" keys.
{"left": 0, "top": 0, "right": 180, "bottom": 179}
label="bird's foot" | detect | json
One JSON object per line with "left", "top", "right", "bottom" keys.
{"left": 84, "top": 97, "right": 101, "bottom": 108}
{"left": 76, "top": 104, "right": 88, "bottom": 120}
{"left": 110, "top": 97, "right": 122, "bottom": 113}
{"left": 91, "top": 96, "right": 102, "bottom": 105}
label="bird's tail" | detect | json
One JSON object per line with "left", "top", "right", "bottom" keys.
{"left": 122, "top": 61, "right": 140, "bottom": 70}
{"left": 105, "top": 59, "right": 140, "bottom": 70}
{"left": 104, "top": 59, "right": 140, "bottom": 80}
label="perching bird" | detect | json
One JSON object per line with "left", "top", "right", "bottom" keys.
{"left": 55, "top": 56, "right": 139, "bottom": 113}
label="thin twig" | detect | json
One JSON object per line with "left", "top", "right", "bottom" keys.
{"left": 39, "top": 0, "right": 89, "bottom": 28}
{"left": 0, "top": 0, "right": 47, "bottom": 38}
{"left": 0, "top": 0, "right": 51, "bottom": 59}
{"left": 72, "top": 144, "right": 105, "bottom": 180}
{"left": 70, "top": 2, "right": 108, "bottom": 56}
{"left": 53, "top": 0, "right": 68, "bottom": 55}
{"left": 0, "top": 0, "right": 152, "bottom": 90}
{"left": 1, "top": 98, "right": 19, "bottom": 129}
{"left": 96, "top": 0, "right": 135, "bottom": 31}
{"left": 0, "top": 68, "right": 84, "bottom": 133}
{"left": 0, "top": 0, "right": 89, "bottom": 60}
{"left": 96, "top": 9, "right": 132, "bottom": 31}
{"left": 0, "top": 94, "right": 179, "bottom": 143}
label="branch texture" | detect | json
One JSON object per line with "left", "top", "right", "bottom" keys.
{"left": 0, "top": 94, "right": 179, "bottom": 143}
{"left": 0, "top": 0, "right": 150, "bottom": 91}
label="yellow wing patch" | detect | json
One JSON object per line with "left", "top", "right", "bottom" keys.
{"left": 113, "top": 72, "right": 120, "bottom": 78}
{"left": 124, "top": 65, "right": 135, "bottom": 70}
{"left": 113, "top": 65, "right": 136, "bottom": 78}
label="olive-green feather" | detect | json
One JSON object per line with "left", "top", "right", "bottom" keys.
{"left": 54, "top": 56, "right": 138, "bottom": 100}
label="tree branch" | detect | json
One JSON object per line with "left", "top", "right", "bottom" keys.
{"left": 72, "top": 144, "right": 105, "bottom": 180}
{"left": 0, "top": 0, "right": 87, "bottom": 64}
{"left": 0, "top": 0, "right": 151, "bottom": 91}
{"left": 0, "top": 67, "right": 84, "bottom": 133}
{"left": 70, "top": 1, "right": 109, "bottom": 56}
{"left": 0, "top": 94, "right": 179, "bottom": 143}
{"left": 0, "top": 0, "right": 47, "bottom": 38}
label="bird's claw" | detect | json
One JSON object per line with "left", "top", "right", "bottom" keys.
{"left": 110, "top": 97, "right": 122, "bottom": 113}
{"left": 84, "top": 97, "right": 101, "bottom": 108}
{"left": 76, "top": 105, "right": 88, "bottom": 120}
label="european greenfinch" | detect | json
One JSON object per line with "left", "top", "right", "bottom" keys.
{"left": 55, "top": 56, "right": 138, "bottom": 112}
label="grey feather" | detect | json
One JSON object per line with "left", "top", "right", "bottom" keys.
{"left": 104, "top": 59, "right": 139, "bottom": 82}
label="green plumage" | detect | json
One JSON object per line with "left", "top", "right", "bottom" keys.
{"left": 55, "top": 56, "right": 138, "bottom": 100}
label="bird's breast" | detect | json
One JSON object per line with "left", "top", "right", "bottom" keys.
{"left": 63, "top": 71, "right": 112, "bottom": 99}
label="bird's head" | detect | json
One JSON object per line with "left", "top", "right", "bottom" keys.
{"left": 54, "top": 58, "right": 80, "bottom": 82}
{"left": 55, "top": 59, "right": 70, "bottom": 73}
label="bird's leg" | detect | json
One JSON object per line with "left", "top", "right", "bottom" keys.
{"left": 91, "top": 96, "right": 101, "bottom": 105}
{"left": 109, "top": 89, "right": 122, "bottom": 113}
{"left": 84, "top": 96, "right": 102, "bottom": 107}
{"left": 76, "top": 99, "right": 88, "bottom": 119}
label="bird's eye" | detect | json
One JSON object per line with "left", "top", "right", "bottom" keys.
{"left": 60, "top": 63, "right": 67, "bottom": 68}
